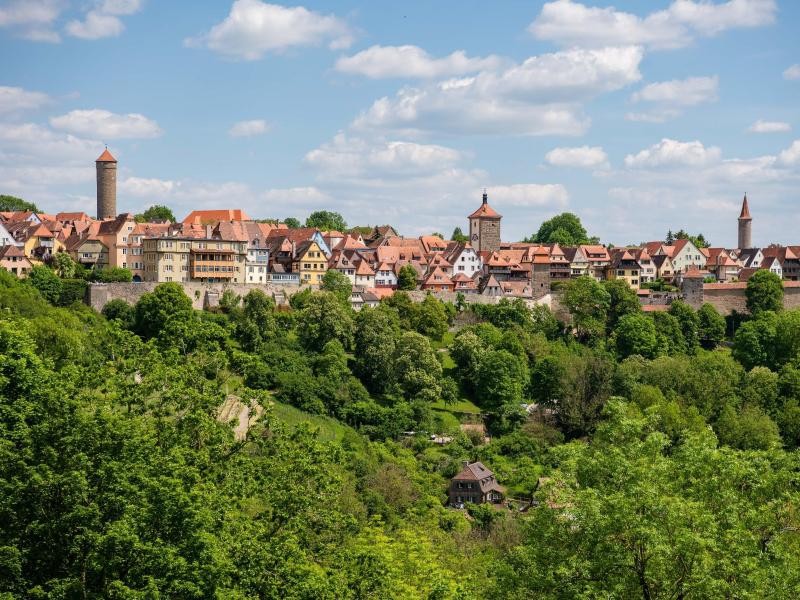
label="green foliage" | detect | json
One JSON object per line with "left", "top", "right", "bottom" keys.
{"left": 354, "top": 307, "right": 398, "bottom": 394}
{"left": 392, "top": 331, "right": 442, "bottom": 402}
{"left": 0, "top": 194, "right": 38, "bottom": 212}
{"left": 50, "top": 252, "right": 76, "bottom": 278}
{"left": 25, "top": 265, "right": 62, "bottom": 304}
{"left": 134, "top": 204, "right": 175, "bottom": 223}
{"left": 562, "top": 276, "right": 610, "bottom": 342}
{"left": 397, "top": 263, "right": 418, "bottom": 290}
{"left": 296, "top": 292, "right": 354, "bottom": 350}
{"left": 668, "top": 300, "right": 699, "bottom": 352}
{"left": 526, "top": 212, "right": 596, "bottom": 245}
{"left": 451, "top": 227, "right": 468, "bottom": 242}
{"left": 283, "top": 216, "right": 301, "bottom": 228}
{"left": 305, "top": 210, "right": 347, "bottom": 231}
{"left": 612, "top": 313, "right": 659, "bottom": 359}
{"left": 602, "top": 278, "right": 640, "bottom": 332}
{"left": 133, "top": 282, "right": 193, "bottom": 338}
{"left": 321, "top": 268, "right": 353, "bottom": 305}
{"left": 102, "top": 298, "right": 135, "bottom": 328}
{"left": 57, "top": 278, "right": 88, "bottom": 307}
{"left": 746, "top": 269, "right": 784, "bottom": 314}
{"left": 697, "top": 302, "right": 726, "bottom": 349}
{"left": 91, "top": 267, "right": 133, "bottom": 282}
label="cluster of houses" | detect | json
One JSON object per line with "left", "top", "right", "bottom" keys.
{"left": 0, "top": 151, "right": 794, "bottom": 307}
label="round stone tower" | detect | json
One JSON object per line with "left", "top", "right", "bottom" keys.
{"left": 737, "top": 194, "right": 752, "bottom": 250}
{"left": 95, "top": 147, "right": 117, "bottom": 220}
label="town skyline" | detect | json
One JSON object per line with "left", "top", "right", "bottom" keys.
{"left": 1, "top": 0, "right": 799, "bottom": 246}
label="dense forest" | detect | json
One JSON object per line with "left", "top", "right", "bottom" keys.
{"left": 1, "top": 266, "right": 800, "bottom": 598}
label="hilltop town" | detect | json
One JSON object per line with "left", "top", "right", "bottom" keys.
{"left": 0, "top": 149, "right": 794, "bottom": 315}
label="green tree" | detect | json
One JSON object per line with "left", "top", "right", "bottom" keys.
{"left": 774, "top": 309, "right": 800, "bottom": 367}
{"left": 475, "top": 349, "right": 528, "bottom": 415}
{"left": 133, "top": 282, "right": 193, "bottom": 338}
{"left": 414, "top": 294, "right": 448, "bottom": 340}
{"left": 0, "top": 194, "right": 38, "bottom": 212}
{"left": 50, "top": 252, "right": 76, "bottom": 278}
{"left": 397, "top": 264, "right": 418, "bottom": 290}
{"left": 354, "top": 307, "right": 398, "bottom": 394}
{"left": 284, "top": 216, "right": 301, "bottom": 228}
{"left": 526, "top": 212, "right": 595, "bottom": 245}
{"left": 697, "top": 303, "right": 725, "bottom": 349}
{"left": 25, "top": 265, "right": 62, "bottom": 304}
{"left": 305, "top": 210, "right": 347, "bottom": 231}
{"left": 732, "top": 312, "right": 777, "bottom": 369}
{"left": 651, "top": 311, "right": 686, "bottom": 355}
{"left": 321, "top": 268, "right": 352, "bottom": 305}
{"left": 91, "top": 267, "right": 133, "bottom": 282}
{"left": 296, "top": 292, "right": 354, "bottom": 350}
{"left": 135, "top": 204, "right": 175, "bottom": 222}
{"left": 602, "top": 278, "right": 641, "bottom": 332}
{"left": 451, "top": 227, "right": 468, "bottom": 242}
{"left": 102, "top": 298, "right": 135, "bottom": 328}
{"left": 392, "top": 331, "right": 442, "bottom": 402}
{"left": 563, "top": 276, "right": 610, "bottom": 342}
{"left": 669, "top": 300, "right": 700, "bottom": 352}
{"left": 613, "top": 313, "right": 659, "bottom": 359}
{"left": 746, "top": 269, "right": 783, "bottom": 315}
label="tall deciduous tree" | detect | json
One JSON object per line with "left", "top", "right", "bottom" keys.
{"left": 526, "top": 212, "right": 596, "bottom": 245}
{"left": 746, "top": 270, "right": 784, "bottom": 315}
{"left": 133, "top": 282, "right": 193, "bottom": 339}
{"left": 613, "top": 313, "right": 659, "bottom": 359}
{"left": 321, "top": 268, "right": 353, "bottom": 305}
{"left": 563, "top": 276, "right": 610, "bottom": 343}
{"left": 135, "top": 204, "right": 175, "bottom": 223}
{"left": 697, "top": 303, "right": 726, "bottom": 349}
{"left": 0, "top": 194, "right": 38, "bottom": 212}
{"left": 296, "top": 292, "right": 354, "bottom": 350}
{"left": 602, "top": 279, "right": 641, "bottom": 333}
{"left": 392, "top": 331, "right": 442, "bottom": 402}
{"left": 305, "top": 210, "right": 347, "bottom": 231}
{"left": 397, "top": 264, "right": 418, "bottom": 290}
{"left": 354, "top": 307, "right": 398, "bottom": 394}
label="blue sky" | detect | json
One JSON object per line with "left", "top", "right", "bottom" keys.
{"left": 1, "top": 0, "right": 798, "bottom": 246}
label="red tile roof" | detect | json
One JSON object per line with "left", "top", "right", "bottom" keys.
{"left": 739, "top": 194, "right": 751, "bottom": 219}
{"left": 96, "top": 148, "right": 117, "bottom": 162}
{"left": 468, "top": 192, "right": 502, "bottom": 219}
{"left": 182, "top": 209, "right": 252, "bottom": 225}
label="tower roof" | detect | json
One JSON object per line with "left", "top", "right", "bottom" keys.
{"left": 96, "top": 148, "right": 117, "bottom": 163}
{"left": 739, "top": 194, "right": 751, "bottom": 220}
{"left": 468, "top": 191, "right": 502, "bottom": 219}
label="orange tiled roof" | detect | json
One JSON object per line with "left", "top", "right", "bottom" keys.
{"left": 182, "top": 209, "right": 252, "bottom": 225}
{"left": 96, "top": 148, "right": 117, "bottom": 162}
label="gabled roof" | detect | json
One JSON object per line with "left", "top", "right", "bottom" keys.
{"left": 422, "top": 266, "right": 452, "bottom": 286}
{"left": 182, "top": 209, "right": 252, "bottom": 225}
{"left": 56, "top": 211, "right": 91, "bottom": 222}
{"left": 355, "top": 260, "right": 375, "bottom": 276}
{"left": 0, "top": 245, "right": 27, "bottom": 259}
{"left": 98, "top": 213, "right": 135, "bottom": 236}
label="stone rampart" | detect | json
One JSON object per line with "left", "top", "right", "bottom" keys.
{"left": 681, "top": 280, "right": 800, "bottom": 314}
{"left": 406, "top": 290, "right": 552, "bottom": 309}
{"left": 87, "top": 281, "right": 304, "bottom": 312}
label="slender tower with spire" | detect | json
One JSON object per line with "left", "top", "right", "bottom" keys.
{"left": 738, "top": 194, "right": 752, "bottom": 250}
{"left": 95, "top": 146, "right": 117, "bottom": 220}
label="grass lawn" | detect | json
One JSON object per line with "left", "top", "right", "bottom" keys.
{"left": 430, "top": 397, "right": 482, "bottom": 415}
{"left": 269, "top": 400, "right": 352, "bottom": 442}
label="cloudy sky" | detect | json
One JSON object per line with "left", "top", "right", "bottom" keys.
{"left": 1, "top": 0, "right": 798, "bottom": 246}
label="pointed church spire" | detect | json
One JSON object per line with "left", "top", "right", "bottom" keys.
{"left": 739, "top": 193, "right": 751, "bottom": 220}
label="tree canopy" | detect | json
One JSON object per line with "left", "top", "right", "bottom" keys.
{"left": 746, "top": 269, "right": 784, "bottom": 314}
{"left": 0, "top": 194, "right": 38, "bottom": 212}
{"left": 525, "top": 212, "right": 597, "bottom": 245}
{"left": 305, "top": 210, "right": 347, "bottom": 232}
{"left": 134, "top": 204, "right": 175, "bottom": 223}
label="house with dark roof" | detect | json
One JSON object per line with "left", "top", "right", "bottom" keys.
{"left": 449, "top": 461, "right": 505, "bottom": 506}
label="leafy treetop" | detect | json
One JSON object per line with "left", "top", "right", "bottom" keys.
{"left": 0, "top": 194, "right": 38, "bottom": 212}
{"left": 305, "top": 210, "right": 347, "bottom": 232}
{"left": 525, "top": 212, "right": 598, "bottom": 245}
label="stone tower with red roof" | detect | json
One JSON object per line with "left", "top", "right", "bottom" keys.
{"left": 468, "top": 191, "right": 502, "bottom": 253}
{"left": 96, "top": 147, "right": 117, "bottom": 220}
{"left": 738, "top": 194, "right": 752, "bottom": 250}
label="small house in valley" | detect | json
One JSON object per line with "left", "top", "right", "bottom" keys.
{"left": 449, "top": 461, "right": 505, "bottom": 506}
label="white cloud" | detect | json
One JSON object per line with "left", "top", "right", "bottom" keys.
{"left": 545, "top": 145, "right": 608, "bottom": 169}
{"left": 229, "top": 119, "right": 270, "bottom": 137}
{"left": 0, "top": 0, "right": 63, "bottom": 42}
{"left": 778, "top": 141, "right": 800, "bottom": 166}
{"left": 748, "top": 120, "right": 791, "bottom": 133}
{"left": 65, "top": 0, "right": 142, "bottom": 40}
{"left": 487, "top": 184, "right": 569, "bottom": 208}
{"left": 631, "top": 75, "right": 718, "bottom": 105}
{"left": 335, "top": 45, "right": 503, "bottom": 79}
{"left": 50, "top": 109, "right": 162, "bottom": 139}
{"left": 783, "top": 65, "right": 800, "bottom": 81}
{"left": 305, "top": 134, "right": 463, "bottom": 179}
{"left": 0, "top": 86, "right": 51, "bottom": 114}
{"left": 262, "top": 186, "right": 331, "bottom": 205}
{"left": 185, "top": 0, "right": 352, "bottom": 60}
{"left": 624, "top": 138, "right": 722, "bottom": 168}
{"left": 0, "top": 121, "right": 101, "bottom": 163}
{"left": 529, "top": 0, "right": 776, "bottom": 51}
{"left": 353, "top": 46, "right": 642, "bottom": 136}
{"left": 120, "top": 177, "right": 177, "bottom": 197}
{"left": 627, "top": 75, "right": 718, "bottom": 122}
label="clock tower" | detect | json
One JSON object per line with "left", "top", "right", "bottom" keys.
{"left": 468, "top": 190, "right": 502, "bottom": 253}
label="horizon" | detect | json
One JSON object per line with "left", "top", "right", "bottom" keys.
{"left": 1, "top": 0, "right": 798, "bottom": 247}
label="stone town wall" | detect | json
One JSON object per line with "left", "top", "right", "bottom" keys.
{"left": 87, "top": 281, "right": 304, "bottom": 312}
{"left": 681, "top": 280, "right": 800, "bottom": 314}
{"left": 407, "top": 290, "right": 552, "bottom": 309}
